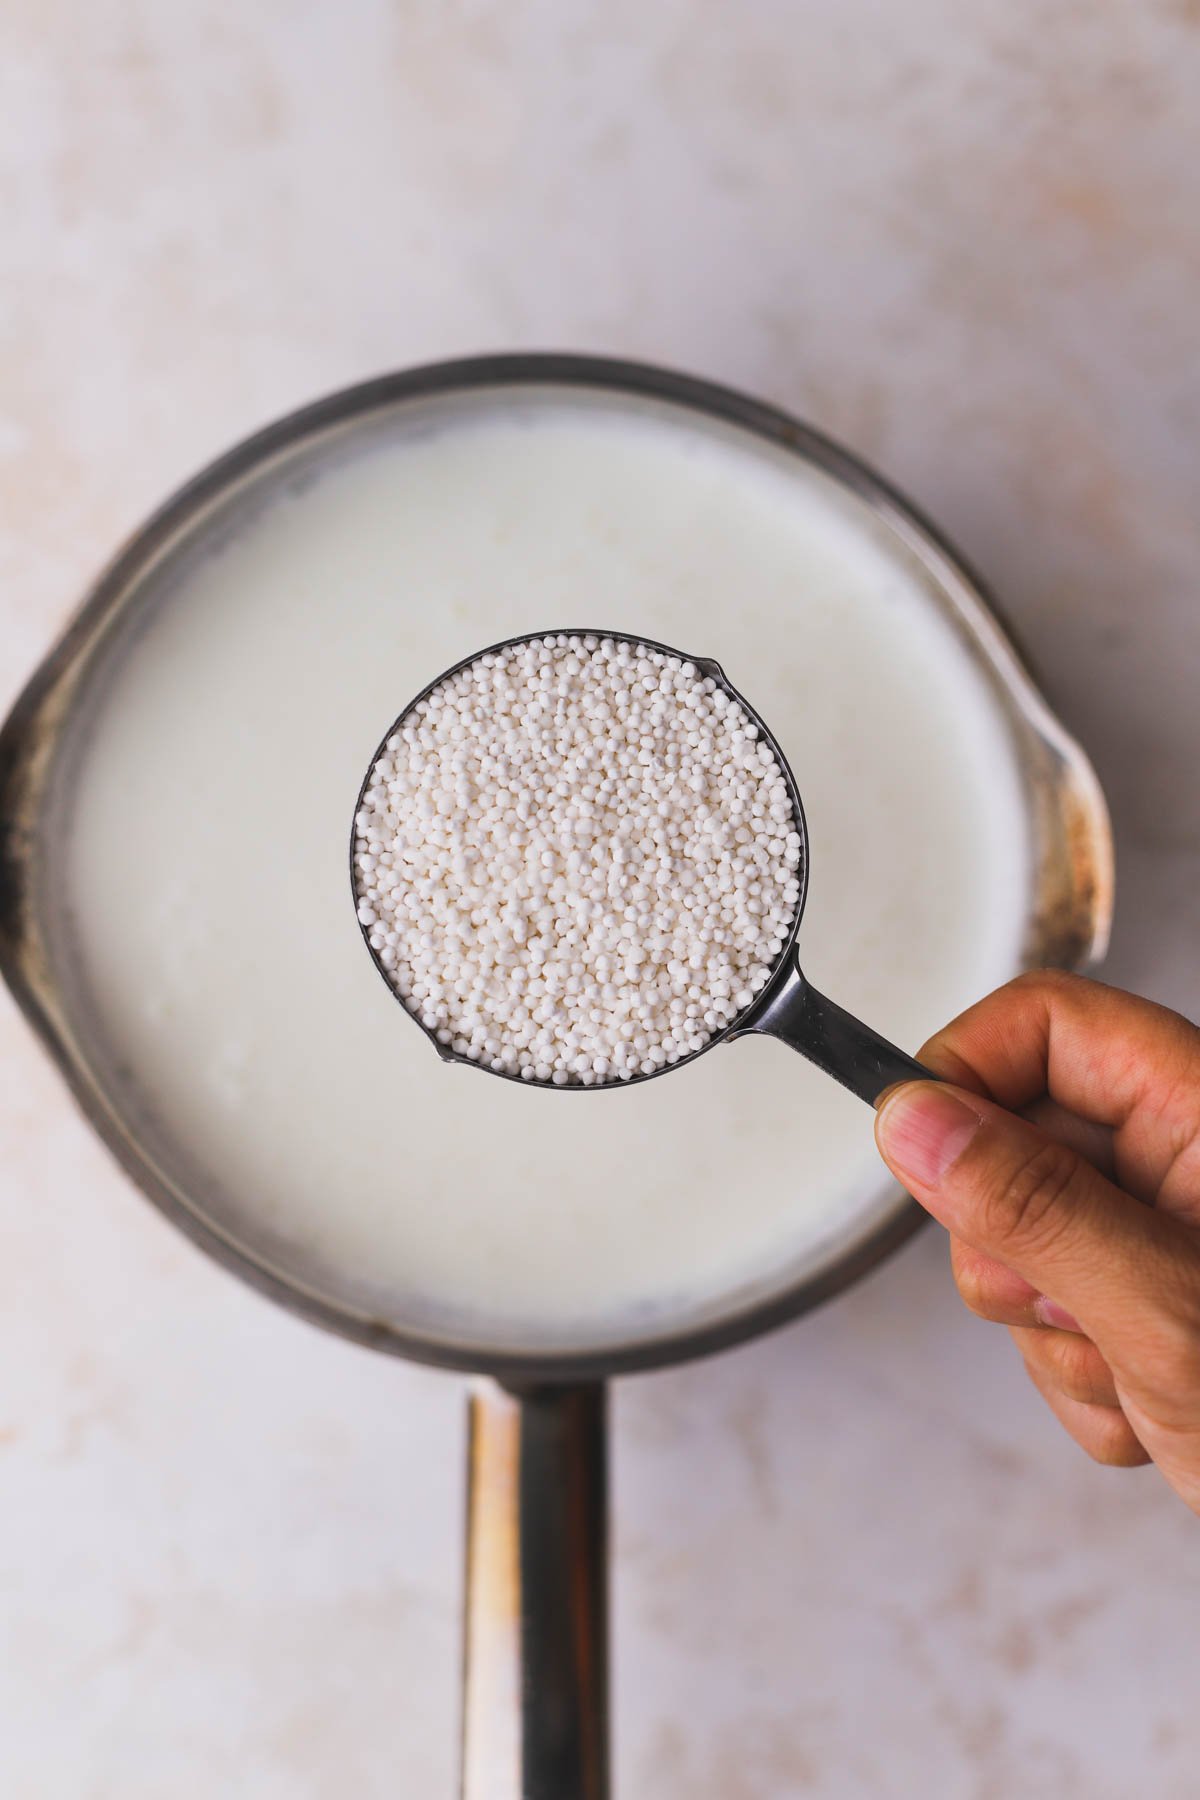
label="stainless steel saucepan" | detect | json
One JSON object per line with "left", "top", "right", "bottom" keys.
{"left": 0, "top": 356, "right": 1112, "bottom": 1799}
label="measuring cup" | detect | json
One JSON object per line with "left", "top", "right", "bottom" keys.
{"left": 353, "top": 627, "right": 936, "bottom": 1107}
{"left": 0, "top": 355, "right": 1113, "bottom": 1800}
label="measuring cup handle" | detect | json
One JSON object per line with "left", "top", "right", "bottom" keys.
{"left": 461, "top": 1381, "right": 609, "bottom": 1800}
{"left": 732, "top": 960, "right": 938, "bottom": 1105}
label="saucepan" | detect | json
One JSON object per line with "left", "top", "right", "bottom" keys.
{"left": 0, "top": 357, "right": 1112, "bottom": 1798}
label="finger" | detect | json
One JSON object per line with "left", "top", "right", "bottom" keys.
{"left": 875, "top": 1079, "right": 1200, "bottom": 1373}
{"left": 948, "top": 1090, "right": 1117, "bottom": 1333}
{"left": 928, "top": 1070, "right": 1117, "bottom": 1179}
{"left": 1022, "top": 1353, "right": 1151, "bottom": 1467}
{"left": 917, "top": 971, "right": 1200, "bottom": 1215}
{"left": 950, "top": 1237, "right": 1041, "bottom": 1325}
{"left": 951, "top": 1239, "right": 1082, "bottom": 1332}
{"left": 1021, "top": 1095, "right": 1116, "bottom": 1180}
{"left": 918, "top": 970, "right": 1199, "bottom": 1123}
{"left": 1011, "top": 1324, "right": 1121, "bottom": 1408}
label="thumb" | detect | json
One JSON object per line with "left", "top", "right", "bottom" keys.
{"left": 875, "top": 1080, "right": 1195, "bottom": 1363}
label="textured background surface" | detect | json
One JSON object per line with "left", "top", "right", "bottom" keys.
{"left": 2, "top": 3, "right": 1199, "bottom": 1794}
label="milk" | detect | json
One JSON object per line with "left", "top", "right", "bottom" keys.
{"left": 48, "top": 391, "right": 1029, "bottom": 1356}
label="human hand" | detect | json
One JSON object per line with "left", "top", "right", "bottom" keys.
{"left": 874, "top": 971, "right": 1200, "bottom": 1516}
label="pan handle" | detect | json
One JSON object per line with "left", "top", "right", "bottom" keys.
{"left": 461, "top": 1381, "right": 609, "bottom": 1800}
{"left": 1031, "top": 721, "right": 1115, "bottom": 971}
{"left": 730, "top": 956, "right": 937, "bottom": 1105}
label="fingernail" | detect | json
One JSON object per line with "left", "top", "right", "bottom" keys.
{"left": 876, "top": 1084, "right": 983, "bottom": 1189}
{"left": 1034, "top": 1296, "right": 1083, "bottom": 1334}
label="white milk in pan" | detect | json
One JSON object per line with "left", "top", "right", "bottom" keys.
{"left": 51, "top": 391, "right": 1028, "bottom": 1355}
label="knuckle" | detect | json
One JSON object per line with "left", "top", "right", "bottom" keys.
{"left": 979, "top": 1137, "right": 1083, "bottom": 1255}
{"left": 1017, "top": 1325, "right": 1114, "bottom": 1406}
{"left": 1055, "top": 1337, "right": 1114, "bottom": 1407}
{"left": 1009, "top": 967, "right": 1080, "bottom": 1002}
{"left": 1084, "top": 1412, "right": 1148, "bottom": 1469}
{"left": 954, "top": 1257, "right": 1000, "bottom": 1320}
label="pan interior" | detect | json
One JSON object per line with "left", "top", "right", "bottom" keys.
{"left": 38, "top": 381, "right": 1030, "bottom": 1363}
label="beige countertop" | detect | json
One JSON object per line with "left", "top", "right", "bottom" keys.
{"left": 2, "top": 3, "right": 1199, "bottom": 1794}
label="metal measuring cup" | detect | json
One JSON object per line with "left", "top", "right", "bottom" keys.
{"left": 353, "top": 627, "right": 936, "bottom": 1106}
{"left": 0, "top": 356, "right": 1114, "bottom": 1800}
